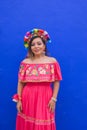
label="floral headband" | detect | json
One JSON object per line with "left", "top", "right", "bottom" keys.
{"left": 24, "top": 28, "right": 51, "bottom": 48}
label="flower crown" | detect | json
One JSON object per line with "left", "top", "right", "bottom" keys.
{"left": 24, "top": 28, "right": 51, "bottom": 48}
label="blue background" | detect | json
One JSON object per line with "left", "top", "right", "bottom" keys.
{"left": 0, "top": 0, "right": 87, "bottom": 130}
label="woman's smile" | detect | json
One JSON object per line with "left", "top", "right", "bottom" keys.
{"left": 31, "top": 37, "right": 45, "bottom": 56}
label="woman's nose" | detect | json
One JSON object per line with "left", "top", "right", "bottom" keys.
{"left": 34, "top": 43, "right": 38, "bottom": 48}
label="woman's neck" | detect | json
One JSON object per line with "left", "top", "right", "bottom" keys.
{"left": 32, "top": 54, "right": 45, "bottom": 60}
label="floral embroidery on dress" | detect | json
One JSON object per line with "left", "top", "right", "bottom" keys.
{"left": 45, "top": 65, "right": 49, "bottom": 69}
{"left": 39, "top": 69, "right": 46, "bottom": 74}
{"left": 31, "top": 69, "right": 38, "bottom": 76}
{"left": 18, "top": 62, "right": 62, "bottom": 82}
{"left": 19, "top": 65, "right": 25, "bottom": 76}
{"left": 26, "top": 67, "right": 31, "bottom": 75}
{"left": 19, "top": 65, "right": 24, "bottom": 72}
{"left": 50, "top": 65, "right": 54, "bottom": 74}
{"left": 38, "top": 67, "right": 46, "bottom": 74}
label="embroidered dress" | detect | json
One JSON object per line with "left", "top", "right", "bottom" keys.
{"left": 14, "top": 61, "right": 62, "bottom": 130}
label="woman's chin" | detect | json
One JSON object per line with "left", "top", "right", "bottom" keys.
{"left": 33, "top": 52, "right": 42, "bottom": 56}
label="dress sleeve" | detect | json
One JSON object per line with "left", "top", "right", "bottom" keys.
{"left": 18, "top": 62, "right": 26, "bottom": 82}
{"left": 54, "top": 62, "right": 62, "bottom": 81}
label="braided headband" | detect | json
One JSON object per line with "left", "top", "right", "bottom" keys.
{"left": 24, "top": 28, "right": 51, "bottom": 48}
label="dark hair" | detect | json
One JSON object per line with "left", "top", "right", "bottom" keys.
{"left": 27, "top": 36, "right": 48, "bottom": 58}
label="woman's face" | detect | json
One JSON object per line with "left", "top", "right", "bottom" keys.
{"left": 31, "top": 37, "right": 45, "bottom": 56}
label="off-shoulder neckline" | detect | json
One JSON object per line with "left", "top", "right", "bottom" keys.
{"left": 21, "top": 61, "right": 57, "bottom": 65}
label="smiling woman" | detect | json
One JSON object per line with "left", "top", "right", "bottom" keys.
{"left": 28, "top": 36, "right": 47, "bottom": 58}
{"left": 12, "top": 28, "right": 62, "bottom": 130}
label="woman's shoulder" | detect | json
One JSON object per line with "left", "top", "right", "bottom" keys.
{"left": 22, "top": 58, "right": 30, "bottom": 63}
{"left": 20, "top": 58, "right": 31, "bottom": 64}
{"left": 20, "top": 57, "right": 58, "bottom": 64}
{"left": 45, "top": 56, "right": 57, "bottom": 63}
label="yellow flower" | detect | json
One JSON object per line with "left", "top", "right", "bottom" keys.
{"left": 32, "top": 69, "right": 38, "bottom": 75}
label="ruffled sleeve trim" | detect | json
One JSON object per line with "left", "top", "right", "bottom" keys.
{"left": 54, "top": 62, "right": 62, "bottom": 81}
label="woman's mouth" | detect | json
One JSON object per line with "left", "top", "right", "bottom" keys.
{"left": 33, "top": 49, "right": 40, "bottom": 53}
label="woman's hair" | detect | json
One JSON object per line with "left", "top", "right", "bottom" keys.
{"left": 26, "top": 36, "right": 49, "bottom": 58}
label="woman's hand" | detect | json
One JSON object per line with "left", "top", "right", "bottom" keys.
{"left": 16, "top": 101, "right": 22, "bottom": 113}
{"left": 48, "top": 99, "right": 56, "bottom": 113}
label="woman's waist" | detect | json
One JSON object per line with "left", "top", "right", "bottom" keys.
{"left": 25, "top": 82, "right": 51, "bottom": 87}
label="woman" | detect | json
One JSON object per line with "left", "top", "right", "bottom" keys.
{"left": 13, "top": 28, "right": 62, "bottom": 130}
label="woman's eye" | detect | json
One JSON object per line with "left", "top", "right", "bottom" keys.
{"left": 31, "top": 43, "right": 35, "bottom": 46}
{"left": 31, "top": 42, "right": 42, "bottom": 46}
{"left": 37, "top": 42, "right": 42, "bottom": 45}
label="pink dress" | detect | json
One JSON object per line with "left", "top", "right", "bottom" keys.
{"left": 14, "top": 61, "right": 62, "bottom": 130}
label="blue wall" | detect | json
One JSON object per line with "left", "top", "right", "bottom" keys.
{"left": 0, "top": 0, "right": 87, "bottom": 130}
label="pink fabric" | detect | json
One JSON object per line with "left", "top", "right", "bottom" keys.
{"left": 16, "top": 82, "right": 56, "bottom": 130}
{"left": 18, "top": 62, "right": 62, "bottom": 82}
{"left": 15, "top": 62, "right": 62, "bottom": 130}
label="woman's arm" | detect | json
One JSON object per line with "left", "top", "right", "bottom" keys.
{"left": 16, "top": 80, "right": 25, "bottom": 113}
{"left": 48, "top": 80, "right": 60, "bottom": 113}
{"left": 52, "top": 80, "right": 60, "bottom": 99}
{"left": 17, "top": 80, "right": 25, "bottom": 97}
